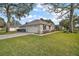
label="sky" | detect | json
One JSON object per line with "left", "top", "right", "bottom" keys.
{"left": 19, "top": 4, "right": 62, "bottom": 25}
{"left": 19, "top": 4, "right": 79, "bottom": 25}
{"left": 0, "top": 4, "right": 60, "bottom": 25}
{"left": 0, "top": 4, "right": 79, "bottom": 25}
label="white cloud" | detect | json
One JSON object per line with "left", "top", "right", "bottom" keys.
{"left": 49, "top": 14, "right": 63, "bottom": 25}
{"left": 43, "top": 17, "right": 47, "bottom": 19}
{"left": 42, "top": 8, "right": 46, "bottom": 11}
{"left": 27, "top": 15, "right": 33, "bottom": 18}
{"left": 34, "top": 4, "right": 46, "bottom": 12}
{"left": 27, "top": 14, "right": 37, "bottom": 19}
{"left": 33, "top": 15, "right": 37, "bottom": 18}
{"left": 33, "top": 8, "right": 38, "bottom": 12}
{"left": 36, "top": 4, "right": 43, "bottom": 8}
{"left": 37, "top": 16, "right": 44, "bottom": 19}
{"left": 51, "top": 18, "right": 62, "bottom": 25}
{"left": 27, "top": 19, "right": 33, "bottom": 22}
{"left": 24, "top": 15, "right": 37, "bottom": 22}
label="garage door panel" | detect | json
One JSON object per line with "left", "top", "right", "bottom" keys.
{"left": 27, "top": 26, "right": 39, "bottom": 33}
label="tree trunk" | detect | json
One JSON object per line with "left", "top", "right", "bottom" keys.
{"left": 6, "top": 17, "right": 11, "bottom": 32}
{"left": 69, "top": 3, "right": 74, "bottom": 33}
{"left": 5, "top": 22, "right": 10, "bottom": 32}
{"left": 5, "top": 4, "right": 11, "bottom": 32}
{"left": 6, "top": 24, "right": 9, "bottom": 32}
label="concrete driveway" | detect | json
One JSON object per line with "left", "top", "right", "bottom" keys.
{"left": 0, "top": 31, "right": 59, "bottom": 40}
{"left": 0, "top": 33, "right": 33, "bottom": 40}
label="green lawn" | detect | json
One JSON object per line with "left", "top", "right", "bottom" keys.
{"left": 0, "top": 31, "right": 16, "bottom": 35}
{"left": 0, "top": 31, "right": 79, "bottom": 56}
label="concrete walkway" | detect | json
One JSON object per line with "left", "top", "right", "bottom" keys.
{"left": 33, "top": 31, "right": 59, "bottom": 36}
{"left": 0, "top": 33, "right": 33, "bottom": 40}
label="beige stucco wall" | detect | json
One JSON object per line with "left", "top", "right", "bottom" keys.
{"left": 47, "top": 25, "right": 55, "bottom": 31}
{"left": 42, "top": 24, "right": 55, "bottom": 32}
{"left": 46, "top": 26, "right": 49, "bottom": 31}
{"left": 51, "top": 24, "right": 55, "bottom": 31}
{"left": 26, "top": 24, "right": 55, "bottom": 34}
{"left": 39, "top": 25, "right": 43, "bottom": 34}
{"left": 18, "top": 24, "right": 55, "bottom": 34}
{"left": 39, "top": 24, "right": 55, "bottom": 34}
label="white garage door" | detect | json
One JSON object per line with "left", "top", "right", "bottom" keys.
{"left": 27, "top": 25, "right": 39, "bottom": 33}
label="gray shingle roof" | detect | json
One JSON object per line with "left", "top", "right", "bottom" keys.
{"left": 25, "top": 19, "right": 53, "bottom": 26}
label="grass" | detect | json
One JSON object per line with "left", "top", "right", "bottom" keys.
{"left": 0, "top": 31, "right": 16, "bottom": 35}
{"left": 0, "top": 31, "right": 79, "bottom": 56}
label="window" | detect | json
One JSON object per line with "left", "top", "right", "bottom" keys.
{"left": 43, "top": 25, "right": 46, "bottom": 30}
{"left": 49, "top": 26, "right": 51, "bottom": 29}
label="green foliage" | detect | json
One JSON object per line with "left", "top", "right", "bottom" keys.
{"left": 42, "top": 3, "right": 79, "bottom": 32}
{"left": 15, "top": 3, "right": 35, "bottom": 19}
{"left": 0, "top": 3, "right": 35, "bottom": 20}
{"left": 0, "top": 3, "right": 35, "bottom": 32}
{"left": 10, "top": 17, "right": 21, "bottom": 26}
{"left": 60, "top": 14, "right": 78, "bottom": 33}
{"left": 60, "top": 19, "right": 69, "bottom": 28}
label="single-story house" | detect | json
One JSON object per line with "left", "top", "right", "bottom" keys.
{"left": 18, "top": 19, "right": 55, "bottom": 34}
